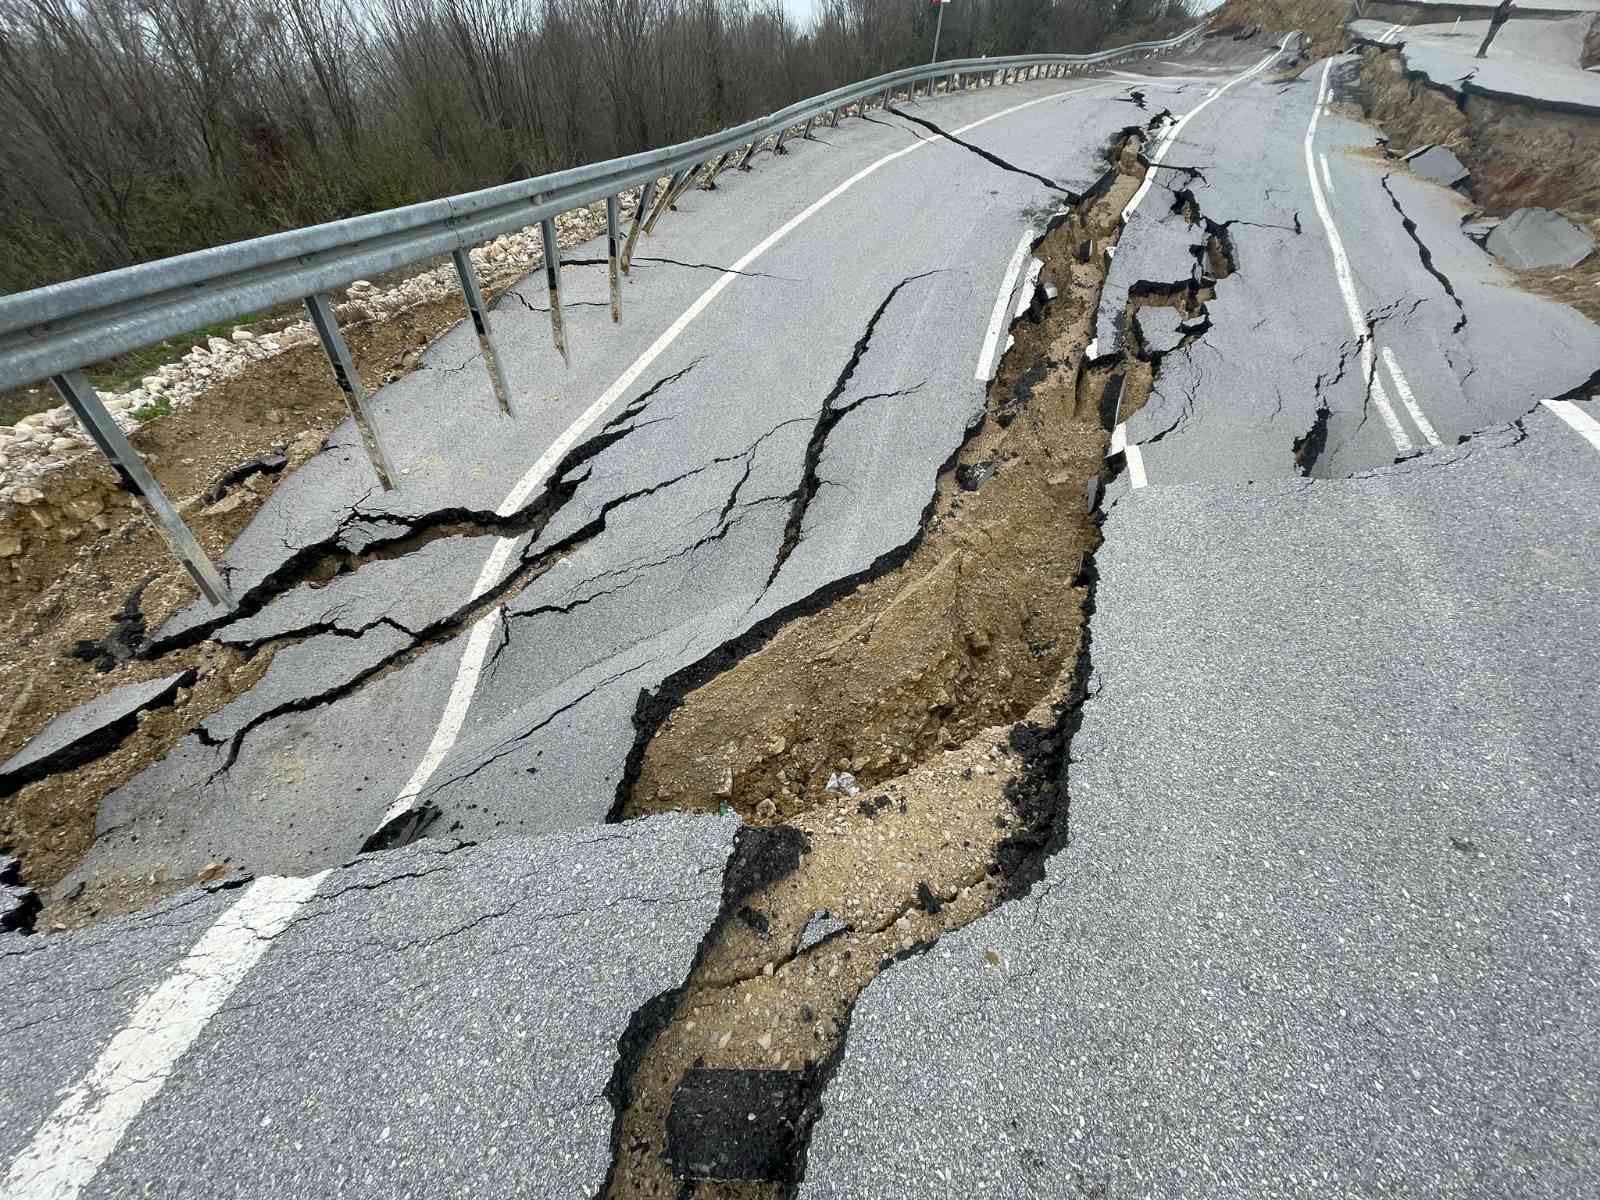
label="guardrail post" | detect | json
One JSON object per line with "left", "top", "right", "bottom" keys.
{"left": 703, "top": 151, "right": 731, "bottom": 186}
{"left": 622, "top": 180, "right": 654, "bottom": 274}
{"left": 605, "top": 195, "right": 622, "bottom": 324}
{"left": 450, "top": 249, "right": 513, "bottom": 416}
{"left": 737, "top": 139, "right": 761, "bottom": 170}
{"left": 830, "top": 106, "right": 842, "bottom": 128}
{"left": 643, "top": 166, "right": 688, "bottom": 230}
{"left": 661, "top": 161, "right": 702, "bottom": 209}
{"left": 803, "top": 115, "right": 816, "bottom": 139}
{"left": 774, "top": 128, "right": 789, "bottom": 155}
{"left": 50, "top": 370, "right": 234, "bottom": 609}
{"left": 304, "top": 293, "right": 397, "bottom": 490}
{"left": 539, "top": 218, "right": 569, "bottom": 365}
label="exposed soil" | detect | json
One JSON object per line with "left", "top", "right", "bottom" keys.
{"left": 1354, "top": 45, "right": 1600, "bottom": 217}
{"left": 601, "top": 135, "right": 1147, "bottom": 1200}
{"left": 1208, "top": 0, "right": 1346, "bottom": 57}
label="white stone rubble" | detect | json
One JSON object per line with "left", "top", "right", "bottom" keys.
{"left": 0, "top": 198, "right": 628, "bottom": 504}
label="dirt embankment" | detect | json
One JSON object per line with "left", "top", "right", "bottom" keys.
{"left": 1209, "top": 0, "right": 1348, "bottom": 57}
{"left": 1353, "top": 45, "right": 1600, "bottom": 320}
{"left": 600, "top": 131, "right": 1154, "bottom": 1199}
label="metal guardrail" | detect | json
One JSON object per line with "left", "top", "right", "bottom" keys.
{"left": 0, "top": 24, "right": 1206, "bottom": 607}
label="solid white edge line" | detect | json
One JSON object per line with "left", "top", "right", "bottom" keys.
{"left": 380, "top": 80, "right": 1122, "bottom": 838}
{"left": 1013, "top": 257, "right": 1045, "bottom": 322}
{"left": 1319, "top": 151, "right": 1335, "bottom": 194}
{"left": 1126, "top": 442, "right": 1148, "bottom": 489}
{"left": 1380, "top": 345, "right": 1442, "bottom": 446}
{"left": 1540, "top": 397, "right": 1600, "bottom": 453}
{"left": 1303, "top": 58, "right": 1414, "bottom": 456}
{"left": 979, "top": 230, "right": 1037, "bottom": 381}
{"left": 0, "top": 873, "right": 329, "bottom": 1200}
{"left": 1108, "top": 422, "right": 1127, "bottom": 455}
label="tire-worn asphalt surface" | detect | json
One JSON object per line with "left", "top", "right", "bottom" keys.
{"left": 6, "top": 29, "right": 1600, "bottom": 1199}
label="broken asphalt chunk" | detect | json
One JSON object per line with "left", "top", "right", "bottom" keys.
{"left": 1403, "top": 144, "right": 1470, "bottom": 189}
{"left": 797, "top": 908, "right": 850, "bottom": 952}
{"left": 955, "top": 461, "right": 999, "bottom": 492}
{"left": 667, "top": 1068, "right": 809, "bottom": 1181}
{"left": 1133, "top": 305, "right": 1192, "bottom": 357}
{"left": 0, "top": 671, "right": 195, "bottom": 796}
{"left": 1486, "top": 207, "right": 1596, "bottom": 269}
{"left": 0, "top": 857, "right": 41, "bottom": 934}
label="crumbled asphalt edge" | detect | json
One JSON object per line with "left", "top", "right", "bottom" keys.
{"left": 70, "top": 572, "right": 159, "bottom": 671}
{"left": 602, "top": 130, "right": 1142, "bottom": 1194}
{"left": 0, "top": 669, "right": 196, "bottom": 800}
{"left": 138, "top": 409, "right": 671, "bottom": 656}
{"left": 594, "top": 824, "right": 811, "bottom": 1200}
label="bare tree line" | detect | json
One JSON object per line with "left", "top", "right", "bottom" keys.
{"left": 0, "top": 0, "right": 1194, "bottom": 294}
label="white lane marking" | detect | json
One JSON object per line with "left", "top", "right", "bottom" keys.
{"left": 1013, "top": 258, "right": 1045, "bottom": 321}
{"left": 380, "top": 80, "right": 1121, "bottom": 837}
{"left": 1126, "top": 442, "right": 1149, "bottom": 489}
{"left": 378, "top": 606, "right": 506, "bottom": 830}
{"left": 978, "top": 230, "right": 1037, "bottom": 380}
{"left": 1, "top": 874, "right": 327, "bottom": 1200}
{"left": 1303, "top": 58, "right": 1414, "bottom": 456}
{"left": 1121, "top": 35, "right": 1291, "bottom": 222}
{"left": 1380, "top": 345, "right": 1442, "bottom": 446}
{"left": 1108, "top": 422, "right": 1127, "bottom": 455}
{"left": 1541, "top": 397, "right": 1600, "bottom": 453}
{"left": 1319, "top": 151, "right": 1335, "bottom": 194}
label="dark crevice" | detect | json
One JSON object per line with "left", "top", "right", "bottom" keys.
{"left": 1378, "top": 173, "right": 1468, "bottom": 334}
{"left": 763, "top": 271, "right": 941, "bottom": 592}
{"left": 141, "top": 387, "right": 689, "bottom": 656}
{"left": 631, "top": 256, "right": 798, "bottom": 282}
{"left": 884, "top": 105, "right": 1073, "bottom": 195}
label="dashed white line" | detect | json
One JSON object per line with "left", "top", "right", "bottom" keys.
{"left": 1303, "top": 58, "right": 1416, "bottom": 457}
{"left": 979, "top": 229, "right": 1038, "bottom": 380}
{"left": 1126, "top": 441, "right": 1149, "bottom": 489}
{"left": 1541, "top": 397, "right": 1600, "bottom": 453}
{"left": 0, "top": 873, "right": 327, "bottom": 1200}
{"left": 1380, "top": 345, "right": 1442, "bottom": 446}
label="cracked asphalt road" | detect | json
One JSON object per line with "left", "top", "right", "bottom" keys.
{"left": 64, "top": 64, "right": 1197, "bottom": 890}
{"left": 801, "top": 408, "right": 1600, "bottom": 1199}
{"left": 7, "top": 28, "right": 1600, "bottom": 1200}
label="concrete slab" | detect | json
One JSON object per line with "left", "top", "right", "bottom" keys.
{"left": 1404, "top": 142, "right": 1470, "bottom": 187}
{"left": 1486, "top": 205, "right": 1597, "bottom": 267}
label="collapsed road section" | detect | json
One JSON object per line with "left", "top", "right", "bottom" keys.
{"left": 3, "top": 68, "right": 1197, "bottom": 927}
